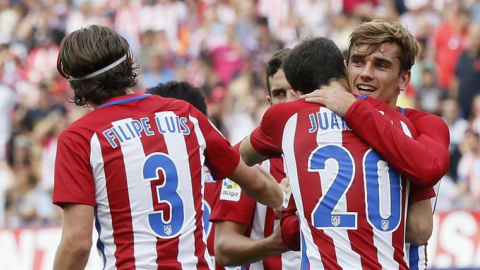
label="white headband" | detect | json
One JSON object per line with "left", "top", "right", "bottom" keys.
{"left": 69, "top": 54, "right": 127, "bottom": 81}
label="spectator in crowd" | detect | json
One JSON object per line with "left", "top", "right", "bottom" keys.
{"left": 0, "top": 83, "right": 16, "bottom": 162}
{"left": 470, "top": 93, "right": 480, "bottom": 135}
{"left": 432, "top": 3, "right": 471, "bottom": 92}
{"left": 139, "top": 48, "right": 176, "bottom": 89}
{"left": 453, "top": 129, "right": 480, "bottom": 208}
{"left": 454, "top": 23, "right": 480, "bottom": 119}
{"left": 5, "top": 168, "right": 37, "bottom": 227}
{"left": 416, "top": 68, "right": 444, "bottom": 114}
{"left": 439, "top": 97, "right": 469, "bottom": 180}
{"left": 0, "top": 158, "right": 13, "bottom": 227}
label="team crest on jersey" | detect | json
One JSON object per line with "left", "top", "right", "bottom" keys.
{"left": 164, "top": 225, "right": 172, "bottom": 236}
{"left": 331, "top": 216, "right": 341, "bottom": 227}
{"left": 381, "top": 220, "right": 389, "bottom": 231}
{"left": 220, "top": 179, "right": 241, "bottom": 201}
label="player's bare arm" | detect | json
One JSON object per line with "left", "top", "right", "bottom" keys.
{"left": 53, "top": 204, "right": 94, "bottom": 270}
{"left": 405, "top": 199, "right": 433, "bottom": 245}
{"left": 239, "top": 136, "right": 268, "bottom": 166}
{"left": 214, "top": 220, "right": 288, "bottom": 266}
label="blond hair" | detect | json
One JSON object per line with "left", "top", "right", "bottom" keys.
{"left": 347, "top": 20, "right": 420, "bottom": 72}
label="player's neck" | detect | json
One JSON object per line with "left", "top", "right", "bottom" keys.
{"left": 326, "top": 79, "right": 349, "bottom": 93}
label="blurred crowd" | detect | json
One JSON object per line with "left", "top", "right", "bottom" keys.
{"left": 0, "top": 0, "right": 480, "bottom": 228}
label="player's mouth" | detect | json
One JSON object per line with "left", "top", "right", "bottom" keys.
{"left": 356, "top": 84, "right": 377, "bottom": 96}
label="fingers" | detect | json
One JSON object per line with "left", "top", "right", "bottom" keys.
{"left": 303, "top": 97, "right": 325, "bottom": 104}
{"left": 280, "top": 178, "right": 291, "bottom": 208}
{"left": 273, "top": 208, "right": 283, "bottom": 218}
{"left": 273, "top": 178, "right": 291, "bottom": 213}
{"left": 279, "top": 178, "right": 290, "bottom": 193}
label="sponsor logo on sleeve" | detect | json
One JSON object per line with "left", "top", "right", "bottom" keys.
{"left": 220, "top": 179, "right": 241, "bottom": 201}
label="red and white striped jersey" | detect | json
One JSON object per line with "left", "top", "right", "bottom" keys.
{"left": 210, "top": 157, "right": 301, "bottom": 269}
{"left": 250, "top": 97, "right": 437, "bottom": 269}
{"left": 203, "top": 166, "right": 218, "bottom": 265}
{"left": 53, "top": 93, "right": 239, "bottom": 270}
{"left": 408, "top": 181, "right": 442, "bottom": 270}
{"left": 401, "top": 107, "right": 450, "bottom": 270}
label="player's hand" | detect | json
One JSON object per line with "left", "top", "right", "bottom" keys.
{"left": 300, "top": 82, "right": 356, "bottom": 117}
{"left": 267, "top": 226, "right": 289, "bottom": 253}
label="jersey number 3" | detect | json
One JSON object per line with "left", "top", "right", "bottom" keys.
{"left": 309, "top": 145, "right": 401, "bottom": 232}
{"left": 143, "top": 153, "right": 184, "bottom": 238}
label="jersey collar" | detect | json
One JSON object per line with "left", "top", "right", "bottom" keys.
{"left": 98, "top": 93, "right": 151, "bottom": 108}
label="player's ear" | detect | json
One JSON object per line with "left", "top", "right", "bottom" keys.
{"left": 266, "top": 95, "right": 272, "bottom": 105}
{"left": 399, "top": 70, "right": 411, "bottom": 91}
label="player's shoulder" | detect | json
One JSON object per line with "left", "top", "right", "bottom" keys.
{"left": 265, "top": 100, "right": 321, "bottom": 118}
{"left": 58, "top": 110, "right": 99, "bottom": 140}
{"left": 403, "top": 108, "right": 444, "bottom": 123}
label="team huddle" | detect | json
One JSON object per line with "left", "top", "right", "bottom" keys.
{"left": 52, "top": 20, "right": 449, "bottom": 270}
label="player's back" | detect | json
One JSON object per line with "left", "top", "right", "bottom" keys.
{"left": 210, "top": 156, "right": 300, "bottom": 270}
{"left": 250, "top": 98, "right": 416, "bottom": 269}
{"left": 54, "top": 93, "right": 225, "bottom": 269}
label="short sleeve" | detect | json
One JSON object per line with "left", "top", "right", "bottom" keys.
{"left": 249, "top": 105, "right": 287, "bottom": 158}
{"left": 53, "top": 129, "right": 96, "bottom": 207}
{"left": 195, "top": 110, "right": 240, "bottom": 180}
{"left": 409, "top": 183, "right": 435, "bottom": 204}
{"left": 210, "top": 180, "right": 256, "bottom": 225}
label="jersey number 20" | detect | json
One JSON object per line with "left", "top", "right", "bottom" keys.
{"left": 309, "top": 145, "right": 401, "bottom": 232}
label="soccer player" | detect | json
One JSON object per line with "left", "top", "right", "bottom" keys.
{"left": 146, "top": 81, "right": 217, "bottom": 261}
{"left": 211, "top": 48, "right": 301, "bottom": 269}
{"left": 300, "top": 20, "right": 450, "bottom": 269}
{"left": 240, "top": 36, "right": 449, "bottom": 269}
{"left": 52, "top": 25, "right": 285, "bottom": 270}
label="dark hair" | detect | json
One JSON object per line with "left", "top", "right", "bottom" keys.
{"left": 57, "top": 25, "right": 139, "bottom": 106}
{"left": 283, "top": 37, "right": 346, "bottom": 94}
{"left": 147, "top": 81, "right": 207, "bottom": 116}
{"left": 266, "top": 48, "right": 291, "bottom": 96}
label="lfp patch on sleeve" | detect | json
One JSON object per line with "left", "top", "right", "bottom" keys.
{"left": 220, "top": 179, "right": 241, "bottom": 201}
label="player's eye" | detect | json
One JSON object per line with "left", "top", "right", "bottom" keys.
{"left": 272, "top": 90, "right": 286, "bottom": 98}
{"left": 351, "top": 58, "right": 364, "bottom": 66}
{"left": 376, "top": 62, "right": 388, "bottom": 69}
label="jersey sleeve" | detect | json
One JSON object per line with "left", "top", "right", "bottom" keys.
{"left": 195, "top": 110, "right": 240, "bottom": 180}
{"left": 409, "top": 183, "right": 436, "bottom": 203}
{"left": 210, "top": 179, "right": 256, "bottom": 225}
{"left": 249, "top": 104, "right": 286, "bottom": 158}
{"left": 53, "top": 129, "right": 96, "bottom": 207}
{"left": 280, "top": 196, "right": 300, "bottom": 251}
{"left": 345, "top": 100, "right": 450, "bottom": 188}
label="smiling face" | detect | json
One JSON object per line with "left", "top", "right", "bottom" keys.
{"left": 267, "top": 69, "right": 298, "bottom": 105}
{"left": 346, "top": 43, "right": 410, "bottom": 108}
